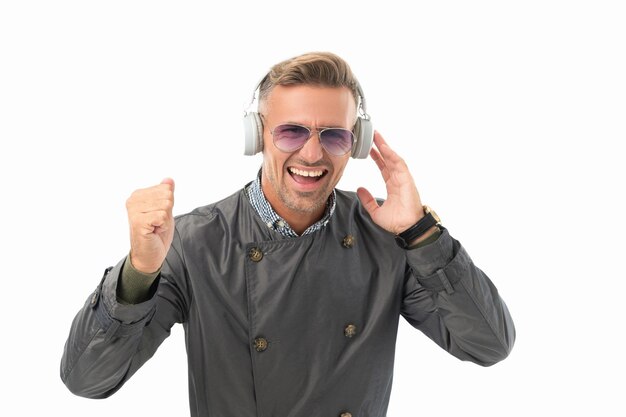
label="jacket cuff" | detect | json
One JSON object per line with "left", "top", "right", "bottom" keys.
{"left": 405, "top": 228, "right": 472, "bottom": 294}
{"left": 405, "top": 227, "right": 454, "bottom": 276}
{"left": 96, "top": 257, "right": 157, "bottom": 328}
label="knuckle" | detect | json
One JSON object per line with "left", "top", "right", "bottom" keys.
{"left": 157, "top": 211, "right": 168, "bottom": 223}
{"left": 127, "top": 190, "right": 142, "bottom": 205}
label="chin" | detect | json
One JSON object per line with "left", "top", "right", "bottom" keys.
{"left": 282, "top": 190, "right": 328, "bottom": 214}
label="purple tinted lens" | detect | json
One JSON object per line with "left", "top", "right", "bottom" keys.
{"left": 272, "top": 124, "right": 354, "bottom": 156}
{"left": 273, "top": 124, "right": 310, "bottom": 152}
{"left": 320, "top": 128, "right": 354, "bottom": 156}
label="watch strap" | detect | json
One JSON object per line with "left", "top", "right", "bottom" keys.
{"left": 395, "top": 212, "right": 438, "bottom": 249}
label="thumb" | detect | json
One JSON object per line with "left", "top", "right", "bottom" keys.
{"left": 357, "top": 187, "right": 379, "bottom": 219}
{"left": 161, "top": 177, "right": 175, "bottom": 192}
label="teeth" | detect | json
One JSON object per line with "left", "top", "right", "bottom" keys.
{"left": 289, "top": 167, "right": 324, "bottom": 177}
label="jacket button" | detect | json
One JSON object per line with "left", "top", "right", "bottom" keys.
{"left": 344, "top": 324, "right": 357, "bottom": 338}
{"left": 249, "top": 247, "right": 263, "bottom": 262}
{"left": 254, "top": 337, "right": 268, "bottom": 352}
{"left": 340, "top": 412, "right": 353, "bottom": 417}
{"left": 342, "top": 234, "right": 355, "bottom": 248}
{"left": 90, "top": 292, "right": 98, "bottom": 306}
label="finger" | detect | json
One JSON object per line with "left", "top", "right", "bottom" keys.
{"left": 132, "top": 198, "right": 174, "bottom": 214}
{"left": 161, "top": 178, "right": 175, "bottom": 192}
{"left": 131, "top": 181, "right": 175, "bottom": 203}
{"left": 356, "top": 187, "right": 380, "bottom": 218}
{"left": 158, "top": 179, "right": 175, "bottom": 206}
{"left": 129, "top": 187, "right": 174, "bottom": 203}
{"left": 373, "top": 131, "right": 413, "bottom": 188}
{"left": 127, "top": 182, "right": 175, "bottom": 209}
{"left": 370, "top": 146, "right": 385, "bottom": 170}
{"left": 370, "top": 146, "right": 391, "bottom": 183}
{"left": 127, "top": 192, "right": 174, "bottom": 212}
{"left": 135, "top": 210, "right": 173, "bottom": 235}
{"left": 373, "top": 131, "right": 404, "bottom": 165}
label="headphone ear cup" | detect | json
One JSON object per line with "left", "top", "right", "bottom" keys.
{"left": 351, "top": 117, "right": 374, "bottom": 159}
{"left": 243, "top": 112, "right": 264, "bottom": 155}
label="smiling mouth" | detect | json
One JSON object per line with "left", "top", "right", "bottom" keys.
{"left": 288, "top": 167, "right": 328, "bottom": 184}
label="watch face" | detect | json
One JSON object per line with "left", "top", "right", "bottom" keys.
{"left": 424, "top": 205, "right": 441, "bottom": 224}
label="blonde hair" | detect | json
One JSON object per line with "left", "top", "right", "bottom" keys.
{"left": 258, "top": 51, "right": 361, "bottom": 108}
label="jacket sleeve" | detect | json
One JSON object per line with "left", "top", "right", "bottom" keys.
{"left": 60, "top": 227, "right": 190, "bottom": 398}
{"left": 400, "top": 228, "right": 515, "bottom": 366}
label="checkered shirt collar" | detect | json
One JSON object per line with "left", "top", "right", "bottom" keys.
{"left": 245, "top": 169, "right": 336, "bottom": 238}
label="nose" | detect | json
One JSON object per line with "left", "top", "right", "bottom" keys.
{"left": 298, "top": 130, "right": 324, "bottom": 162}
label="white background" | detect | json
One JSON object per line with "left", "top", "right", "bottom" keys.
{"left": 1, "top": 1, "right": 624, "bottom": 416}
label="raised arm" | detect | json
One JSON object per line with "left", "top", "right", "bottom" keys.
{"left": 60, "top": 179, "right": 189, "bottom": 397}
{"left": 358, "top": 132, "right": 515, "bottom": 365}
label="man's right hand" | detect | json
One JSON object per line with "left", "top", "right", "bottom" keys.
{"left": 126, "top": 178, "right": 175, "bottom": 274}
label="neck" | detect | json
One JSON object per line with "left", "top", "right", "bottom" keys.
{"left": 278, "top": 206, "right": 325, "bottom": 235}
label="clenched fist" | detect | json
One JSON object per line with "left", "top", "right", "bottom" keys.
{"left": 126, "top": 178, "right": 175, "bottom": 274}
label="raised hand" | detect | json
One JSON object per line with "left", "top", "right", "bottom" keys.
{"left": 357, "top": 132, "right": 425, "bottom": 235}
{"left": 126, "top": 178, "right": 175, "bottom": 273}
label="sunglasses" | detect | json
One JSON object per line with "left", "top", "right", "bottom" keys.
{"left": 269, "top": 123, "right": 355, "bottom": 156}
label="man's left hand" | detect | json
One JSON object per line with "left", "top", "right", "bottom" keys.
{"left": 357, "top": 131, "right": 426, "bottom": 236}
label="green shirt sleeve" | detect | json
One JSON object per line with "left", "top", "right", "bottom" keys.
{"left": 408, "top": 228, "right": 442, "bottom": 249}
{"left": 117, "top": 255, "right": 161, "bottom": 305}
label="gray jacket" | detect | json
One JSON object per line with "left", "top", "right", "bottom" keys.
{"left": 61, "top": 188, "right": 515, "bottom": 417}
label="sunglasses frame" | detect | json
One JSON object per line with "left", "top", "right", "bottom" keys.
{"left": 267, "top": 122, "right": 355, "bottom": 156}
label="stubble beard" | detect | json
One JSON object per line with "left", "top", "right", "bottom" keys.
{"left": 267, "top": 170, "right": 331, "bottom": 215}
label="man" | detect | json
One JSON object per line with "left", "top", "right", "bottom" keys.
{"left": 61, "top": 51, "right": 515, "bottom": 417}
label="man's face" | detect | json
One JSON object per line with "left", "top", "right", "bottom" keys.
{"left": 260, "top": 84, "right": 356, "bottom": 217}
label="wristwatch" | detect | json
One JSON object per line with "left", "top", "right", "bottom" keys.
{"left": 394, "top": 205, "right": 441, "bottom": 249}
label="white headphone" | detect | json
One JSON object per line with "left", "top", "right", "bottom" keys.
{"left": 242, "top": 79, "right": 374, "bottom": 159}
